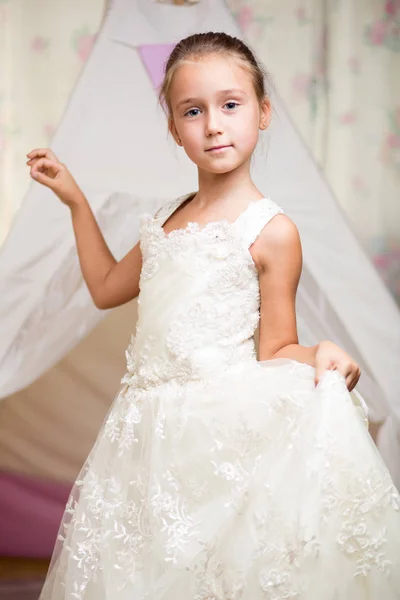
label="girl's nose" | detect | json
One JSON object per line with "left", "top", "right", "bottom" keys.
{"left": 205, "top": 110, "right": 223, "bottom": 136}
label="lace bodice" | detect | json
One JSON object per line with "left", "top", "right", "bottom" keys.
{"left": 123, "top": 194, "right": 284, "bottom": 390}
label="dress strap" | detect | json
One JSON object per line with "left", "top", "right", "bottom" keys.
{"left": 235, "top": 197, "right": 285, "bottom": 247}
{"left": 154, "top": 192, "right": 194, "bottom": 225}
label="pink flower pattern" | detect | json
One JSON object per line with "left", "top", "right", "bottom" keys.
{"left": 43, "top": 123, "right": 56, "bottom": 141}
{"left": 373, "top": 242, "right": 400, "bottom": 301}
{"left": 351, "top": 176, "right": 367, "bottom": 193}
{"left": 238, "top": 6, "right": 253, "bottom": 32}
{"left": 292, "top": 73, "right": 312, "bottom": 97}
{"left": 31, "top": 36, "right": 49, "bottom": 53}
{"left": 229, "top": 1, "right": 272, "bottom": 39}
{"left": 367, "top": 19, "right": 389, "bottom": 45}
{"left": 339, "top": 111, "right": 357, "bottom": 125}
{"left": 385, "top": 0, "right": 400, "bottom": 17}
{"left": 365, "top": 1, "right": 400, "bottom": 50}
{"left": 294, "top": 6, "right": 311, "bottom": 25}
{"left": 347, "top": 56, "right": 361, "bottom": 75}
{"left": 380, "top": 107, "right": 400, "bottom": 170}
{"left": 72, "top": 28, "right": 97, "bottom": 63}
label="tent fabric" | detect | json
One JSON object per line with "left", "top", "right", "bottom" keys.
{"left": 0, "top": 0, "right": 400, "bottom": 559}
{"left": 0, "top": 299, "right": 135, "bottom": 481}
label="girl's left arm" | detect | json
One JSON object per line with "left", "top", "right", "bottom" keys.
{"left": 252, "top": 214, "right": 361, "bottom": 391}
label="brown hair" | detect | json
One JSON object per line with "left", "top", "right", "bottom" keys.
{"left": 159, "top": 31, "right": 271, "bottom": 117}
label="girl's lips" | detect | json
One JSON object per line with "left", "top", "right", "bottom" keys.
{"left": 206, "top": 145, "right": 232, "bottom": 152}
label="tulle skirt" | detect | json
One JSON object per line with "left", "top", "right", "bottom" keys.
{"left": 39, "top": 358, "right": 400, "bottom": 600}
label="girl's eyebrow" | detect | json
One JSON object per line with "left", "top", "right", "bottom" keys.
{"left": 176, "top": 89, "right": 248, "bottom": 110}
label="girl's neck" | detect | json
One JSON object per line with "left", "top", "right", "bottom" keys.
{"left": 194, "top": 161, "right": 262, "bottom": 209}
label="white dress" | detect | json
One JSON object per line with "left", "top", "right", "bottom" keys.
{"left": 39, "top": 194, "right": 400, "bottom": 600}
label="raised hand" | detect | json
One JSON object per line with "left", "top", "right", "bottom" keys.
{"left": 26, "top": 148, "right": 84, "bottom": 208}
{"left": 314, "top": 340, "right": 361, "bottom": 391}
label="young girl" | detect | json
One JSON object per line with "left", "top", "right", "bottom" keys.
{"left": 27, "top": 32, "right": 400, "bottom": 600}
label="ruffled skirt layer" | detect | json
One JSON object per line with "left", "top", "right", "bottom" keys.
{"left": 39, "top": 359, "right": 400, "bottom": 600}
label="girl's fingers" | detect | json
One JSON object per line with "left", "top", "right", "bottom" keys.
{"left": 31, "top": 158, "right": 62, "bottom": 187}
{"left": 346, "top": 373, "right": 356, "bottom": 392}
{"left": 343, "top": 362, "right": 354, "bottom": 376}
{"left": 31, "top": 169, "right": 55, "bottom": 186}
{"left": 353, "top": 367, "right": 361, "bottom": 387}
{"left": 345, "top": 367, "right": 361, "bottom": 392}
{"left": 32, "top": 157, "right": 60, "bottom": 172}
{"left": 314, "top": 359, "right": 336, "bottom": 386}
{"left": 334, "top": 361, "right": 352, "bottom": 380}
{"left": 315, "top": 358, "right": 361, "bottom": 391}
{"left": 27, "top": 148, "right": 59, "bottom": 162}
{"left": 27, "top": 148, "right": 51, "bottom": 157}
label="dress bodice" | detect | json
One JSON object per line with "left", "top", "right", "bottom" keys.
{"left": 123, "top": 194, "right": 284, "bottom": 390}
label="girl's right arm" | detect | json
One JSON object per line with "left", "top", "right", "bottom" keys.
{"left": 27, "top": 148, "right": 142, "bottom": 309}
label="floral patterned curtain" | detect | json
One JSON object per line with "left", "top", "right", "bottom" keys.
{"left": 228, "top": 0, "right": 400, "bottom": 304}
{"left": 0, "top": 0, "right": 106, "bottom": 244}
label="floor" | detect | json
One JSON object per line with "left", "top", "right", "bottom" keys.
{"left": 0, "top": 557, "right": 49, "bottom": 600}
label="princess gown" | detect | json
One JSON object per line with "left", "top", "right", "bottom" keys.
{"left": 39, "top": 194, "right": 400, "bottom": 600}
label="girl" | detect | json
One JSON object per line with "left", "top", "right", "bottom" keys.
{"left": 27, "top": 32, "right": 400, "bottom": 600}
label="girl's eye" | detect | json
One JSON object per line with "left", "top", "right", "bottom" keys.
{"left": 185, "top": 108, "right": 201, "bottom": 118}
{"left": 224, "top": 102, "right": 239, "bottom": 110}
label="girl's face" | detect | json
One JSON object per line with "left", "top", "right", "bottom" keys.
{"left": 168, "top": 54, "right": 270, "bottom": 175}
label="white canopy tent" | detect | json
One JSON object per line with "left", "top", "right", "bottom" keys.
{"left": 0, "top": 0, "right": 399, "bottom": 490}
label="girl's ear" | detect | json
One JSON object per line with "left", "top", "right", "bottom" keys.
{"left": 169, "top": 117, "right": 182, "bottom": 146}
{"left": 259, "top": 96, "right": 272, "bottom": 130}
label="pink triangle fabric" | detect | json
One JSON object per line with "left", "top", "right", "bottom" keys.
{"left": 137, "top": 44, "right": 176, "bottom": 89}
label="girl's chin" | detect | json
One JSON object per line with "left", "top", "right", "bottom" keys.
{"left": 199, "top": 163, "right": 238, "bottom": 175}
{"left": 192, "top": 157, "right": 241, "bottom": 173}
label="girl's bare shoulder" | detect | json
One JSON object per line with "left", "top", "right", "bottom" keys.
{"left": 251, "top": 214, "right": 302, "bottom": 271}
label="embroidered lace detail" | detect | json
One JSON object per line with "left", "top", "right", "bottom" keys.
{"left": 121, "top": 331, "right": 196, "bottom": 389}
{"left": 139, "top": 213, "right": 240, "bottom": 283}
{"left": 315, "top": 376, "right": 400, "bottom": 578}
{"left": 236, "top": 199, "right": 284, "bottom": 247}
